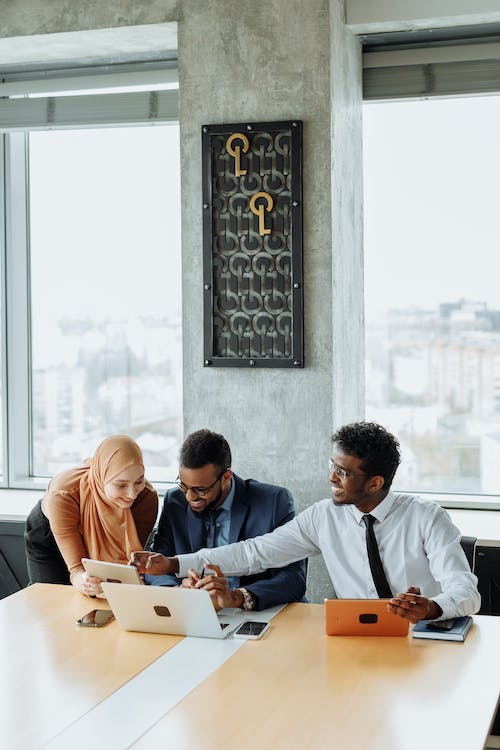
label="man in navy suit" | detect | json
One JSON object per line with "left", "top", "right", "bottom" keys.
{"left": 146, "top": 429, "right": 306, "bottom": 611}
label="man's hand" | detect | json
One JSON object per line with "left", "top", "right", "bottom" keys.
{"left": 387, "top": 586, "right": 442, "bottom": 623}
{"left": 129, "top": 551, "right": 179, "bottom": 576}
{"left": 190, "top": 564, "right": 244, "bottom": 611}
{"left": 180, "top": 573, "right": 196, "bottom": 589}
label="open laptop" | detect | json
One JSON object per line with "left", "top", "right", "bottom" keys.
{"left": 325, "top": 598, "right": 409, "bottom": 636}
{"left": 101, "top": 582, "right": 238, "bottom": 639}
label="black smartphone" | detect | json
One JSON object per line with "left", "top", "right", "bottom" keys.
{"left": 233, "top": 620, "right": 270, "bottom": 639}
{"left": 76, "top": 609, "right": 115, "bottom": 627}
{"left": 425, "top": 618, "right": 455, "bottom": 631}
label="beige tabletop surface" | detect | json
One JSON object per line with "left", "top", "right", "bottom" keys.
{"left": 0, "top": 583, "right": 183, "bottom": 749}
{"left": 131, "top": 602, "right": 500, "bottom": 750}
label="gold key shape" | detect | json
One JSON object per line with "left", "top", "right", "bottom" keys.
{"left": 249, "top": 191, "right": 274, "bottom": 236}
{"left": 226, "top": 132, "right": 249, "bottom": 176}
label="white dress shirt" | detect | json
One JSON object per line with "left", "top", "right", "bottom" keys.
{"left": 177, "top": 491, "right": 480, "bottom": 619}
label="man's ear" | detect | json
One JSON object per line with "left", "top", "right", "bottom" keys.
{"left": 366, "top": 474, "right": 385, "bottom": 493}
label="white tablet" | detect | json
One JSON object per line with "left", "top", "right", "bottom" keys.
{"left": 82, "top": 558, "right": 142, "bottom": 585}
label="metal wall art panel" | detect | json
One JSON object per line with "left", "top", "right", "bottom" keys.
{"left": 202, "top": 120, "right": 303, "bottom": 368}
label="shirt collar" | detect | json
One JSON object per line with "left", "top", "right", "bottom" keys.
{"left": 218, "top": 476, "right": 235, "bottom": 513}
{"left": 350, "top": 490, "right": 396, "bottom": 526}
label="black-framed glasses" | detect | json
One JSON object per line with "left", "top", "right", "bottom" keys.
{"left": 175, "top": 468, "right": 227, "bottom": 497}
{"left": 328, "top": 459, "right": 367, "bottom": 481}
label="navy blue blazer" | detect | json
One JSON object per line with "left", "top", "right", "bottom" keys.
{"left": 147, "top": 473, "right": 307, "bottom": 610}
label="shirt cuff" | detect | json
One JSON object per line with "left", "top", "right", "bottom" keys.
{"left": 176, "top": 553, "right": 204, "bottom": 578}
{"left": 431, "top": 594, "right": 455, "bottom": 620}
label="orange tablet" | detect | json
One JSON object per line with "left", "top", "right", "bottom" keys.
{"left": 325, "top": 598, "right": 409, "bottom": 636}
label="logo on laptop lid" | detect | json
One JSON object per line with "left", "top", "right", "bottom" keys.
{"left": 153, "top": 605, "right": 172, "bottom": 617}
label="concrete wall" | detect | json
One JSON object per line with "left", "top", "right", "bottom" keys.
{"left": 0, "top": 0, "right": 363, "bottom": 601}
{"left": 347, "top": 0, "right": 500, "bottom": 33}
{"left": 180, "top": 0, "right": 340, "bottom": 491}
{"left": 0, "top": 0, "right": 180, "bottom": 37}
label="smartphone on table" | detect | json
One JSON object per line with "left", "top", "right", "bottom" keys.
{"left": 76, "top": 609, "right": 115, "bottom": 627}
{"left": 425, "top": 619, "right": 455, "bottom": 631}
{"left": 233, "top": 621, "right": 270, "bottom": 640}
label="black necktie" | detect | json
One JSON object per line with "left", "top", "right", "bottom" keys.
{"left": 362, "top": 514, "right": 393, "bottom": 598}
{"left": 201, "top": 506, "right": 223, "bottom": 548}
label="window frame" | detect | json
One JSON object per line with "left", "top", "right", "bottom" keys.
{"left": 0, "top": 65, "right": 179, "bottom": 490}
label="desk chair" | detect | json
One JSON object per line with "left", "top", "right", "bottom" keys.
{"left": 460, "top": 535, "right": 477, "bottom": 572}
{"left": 0, "top": 519, "right": 29, "bottom": 599}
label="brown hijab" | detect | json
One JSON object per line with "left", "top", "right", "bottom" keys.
{"left": 79, "top": 435, "right": 144, "bottom": 563}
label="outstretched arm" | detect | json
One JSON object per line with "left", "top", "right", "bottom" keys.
{"left": 132, "top": 505, "right": 320, "bottom": 583}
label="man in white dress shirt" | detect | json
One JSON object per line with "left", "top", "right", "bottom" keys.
{"left": 131, "top": 422, "right": 480, "bottom": 622}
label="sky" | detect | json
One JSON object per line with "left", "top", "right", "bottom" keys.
{"left": 363, "top": 93, "right": 500, "bottom": 318}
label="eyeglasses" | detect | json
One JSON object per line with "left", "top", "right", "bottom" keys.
{"left": 176, "top": 468, "right": 227, "bottom": 497}
{"left": 328, "top": 459, "right": 367, "bottom": 481}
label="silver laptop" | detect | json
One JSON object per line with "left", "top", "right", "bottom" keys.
{"left": 101, "top": 582, "right": 238, "bottom": 639}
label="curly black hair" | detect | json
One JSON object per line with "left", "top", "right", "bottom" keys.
{"left": 331, "top": 422, "right": 400, "bottom": 488}
{"left": 179, "top": 429, "right": 231, "bottom": 471}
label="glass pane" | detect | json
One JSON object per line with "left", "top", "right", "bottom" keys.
{"left": 29, "top": 126, "right": 182, "bottom": 481}
{"left": 364, "top": 95, "right": 500, "bottom": 497}
{"left": 0, "top": 289, "right": 2, "bottom": 478}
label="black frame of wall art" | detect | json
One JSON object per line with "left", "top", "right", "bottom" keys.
{"left": 202, "top": 120, "right": 303, "bottom": 368}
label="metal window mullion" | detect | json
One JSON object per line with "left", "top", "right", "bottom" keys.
{"left": 0, "top": 137, "right": 8, "bottom": 485}
{"left": 4, "top": 132, "right": 32, "bottom": 486}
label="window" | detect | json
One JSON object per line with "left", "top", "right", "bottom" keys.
{"left": 0, "top": 68, "right": 181, "bottom": 487}
{"left": 364, "top": 94, "right": 500, "bottom": 504}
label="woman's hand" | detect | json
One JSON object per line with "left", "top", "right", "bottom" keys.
{"left": 71, "top": 570, "right": 103, "bottom": 597}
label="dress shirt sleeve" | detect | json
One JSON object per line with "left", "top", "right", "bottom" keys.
{"left": 422, "top": 505, "right": 481, "bottom": 619}
{"left": 241, "top": 488, "right": 307, "bottom": 610}
{"left": 177, "top": 505, "right": 321, "bottom": 579}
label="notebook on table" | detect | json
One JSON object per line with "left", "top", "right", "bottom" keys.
{"left": 412, "top": 616, "right": 472, "bottom": 642}
{"left": 101, "top": 582, "right": 238, "bottom": 639}
{"left": 325, "top": 598, "right": 409, "bottom": 636}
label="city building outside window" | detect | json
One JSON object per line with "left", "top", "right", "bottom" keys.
{"left": 364, "top": 95, "right": 500, "bottom": 502}
{"left": 0, "top": 72, "right": 181, "bottom": 487}
{"left": 29, "top": 126, "right": 182, "bottom": 481}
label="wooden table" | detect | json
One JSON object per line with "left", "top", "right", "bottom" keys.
{"left": 131, "top": 603, "right": 500, "bottom": 750}
{"left": 2, "top": 586, "right": 499, "bottom": 750}
{"left": 0, "top": 584, "right": 182, "bottom": 749}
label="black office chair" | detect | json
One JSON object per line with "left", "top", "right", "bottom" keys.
{"left": 460, "top": 535, "right": 477, "bottom": 573}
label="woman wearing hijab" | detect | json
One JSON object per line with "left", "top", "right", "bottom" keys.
{"left": 24, "top": 435, "right": 158, "bottom": 597}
